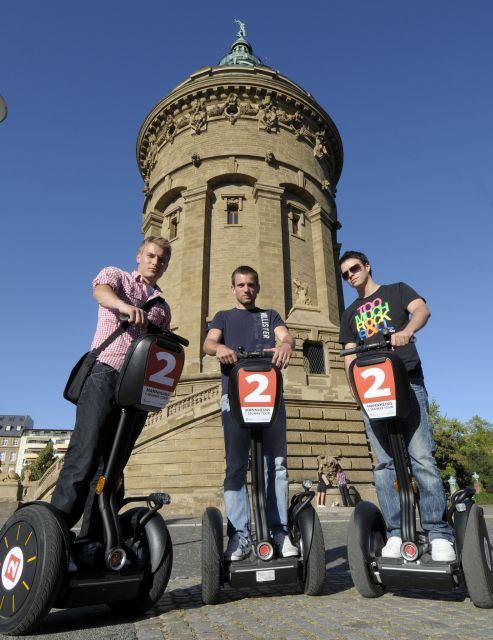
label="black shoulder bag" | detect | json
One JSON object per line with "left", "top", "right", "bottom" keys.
{"left": 63, "top": 296, "right": 163, "bottom": 405}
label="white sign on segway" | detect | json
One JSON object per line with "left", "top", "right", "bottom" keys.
{"left": 141, "top": 343, "right": 185, "bottom": 409}
{"left": 238, "top": 369, "right": 276, "bottom": 423}
{"left": 353, "top": 358, "right": 397, "bottom": 420}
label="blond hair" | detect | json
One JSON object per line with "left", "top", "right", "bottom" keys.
{"left": 138, "top": 236, "right": 171, "bottom": 260}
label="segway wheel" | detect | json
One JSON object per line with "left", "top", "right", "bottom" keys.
{"left": 201, "top": 507, "right": 223, "bottom": 605}
{"left": 347, "top": 510, "right": 384, "bottom": 598}
{"left": 0, "top": 504, "right": 67, "bottom": 635}
{"left": 462, "top": 503, "right": 493, "bottom": 608}
{"left": 302, "top": 510, "right": 326, "bottom": 596}
{"left": 109, "top": 508, "right": 173, "bottom": 615}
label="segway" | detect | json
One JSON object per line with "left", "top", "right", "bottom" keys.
{"left": 201, "top": 350, "right": 325, "bottom": 604}
{"left": 340, "top": 331, "right": 493, "bottom": 607}
{"left": 0, "top": 323, "right": 188, "bottom": 635}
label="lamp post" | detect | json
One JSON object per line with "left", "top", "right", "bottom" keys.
{"left": 0, "top": 95, "right": 8, "bottom": 123}
{"left": 448, "top": 475, "right": 457, "bottom": 495}
{"left": 472, "top": 472, "right": 482, "bottom": 494}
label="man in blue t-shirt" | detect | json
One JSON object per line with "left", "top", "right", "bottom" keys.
{"left": 203, "top": 265, "right": 298, "bottom": 561}
{"left": 339, "top": 250, "right": 455, "bottom": 562}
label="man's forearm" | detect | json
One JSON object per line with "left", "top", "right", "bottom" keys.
{"left": 203, "top": 338, "right": 219, "bottom": 356}
{"left": 406, "top": 305, "right": 430, "bottom": 335}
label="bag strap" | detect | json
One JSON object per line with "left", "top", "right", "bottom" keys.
{"left": 91, "top": 295, "right": 163, "bottom": 358}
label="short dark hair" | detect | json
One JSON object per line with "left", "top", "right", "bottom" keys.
{"left": 231, "top": 265, "right": 259, "bottom": 286}
{"left": 339, "top": 250, "right": 372, "bottom": 276}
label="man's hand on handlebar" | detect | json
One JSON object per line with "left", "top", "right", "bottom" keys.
{"left": 215, "top": 344, "right": 238, "bottom": 365}
{"left": 119, "top": 303, "right": 148, "bottom": 328}
{"left": 390, "top": 330, "right": 413, "bottom": 348}
{"left": 264, "top": 343, "right": 292, "bottom": 369}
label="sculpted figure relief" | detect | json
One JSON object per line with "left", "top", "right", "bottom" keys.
{"left": 314, "top": 130, "right": 328, "bottom": 158}
{"left": 293, "top": 278, "right": 311, "bottom": 305}
{"left": 190, "top": 97, "right": 208, "bottom": 135}
{"left": 258, "top": 95, "right": 278, "bottom": 132}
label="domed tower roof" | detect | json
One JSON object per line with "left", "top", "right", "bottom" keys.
{"left": 218, "top": 20, "right": 265, "bottom": 68}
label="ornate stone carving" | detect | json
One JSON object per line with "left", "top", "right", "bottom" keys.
{"left": 258, "top": 95, "right": 279, "bottom": 132}
{"left": 191, "top": 152, "right": 201, "bottom": 167}
{"left": 314, "top": 130, "right": 328, "bottom": 158}
{"left": 189, "top": 97, "right": 208, "bottom": 134}
{"left": 293, "top": 278, "right": 312, "bottom": 305}
{"left": 223, "top": 92, "right": 240, "bottom": 124}
{"left": 265, "top": 150, "right": 275, "bottom": 164}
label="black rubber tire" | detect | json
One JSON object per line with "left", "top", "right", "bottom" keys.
{"left": 302, "top": 510, "right": 326, "bottom": 595}
{"left": 347, "top": 510, "right": 385, "bottom": 598}
{"left": 462, "top": 503, "right": 493, "bottom": 608}
{"left": 201, "top": 508, "right": 223, "bottom": 605}
{"left": 110, "top": 510, "right": 173, "bottom": 615}
{"left": 0, "top": 504, "right": 67, "bottom": 635}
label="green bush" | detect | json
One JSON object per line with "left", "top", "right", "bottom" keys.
{"left": 473, "top": 491, "right": 493, "bottom": 505}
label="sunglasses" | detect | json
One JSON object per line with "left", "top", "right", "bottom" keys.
{"left": 341, "top": 263, "right": 364, "bottom": 281}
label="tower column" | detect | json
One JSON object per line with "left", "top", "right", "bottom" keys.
{"left": 309, "top": 204, "right": 340, "bottom": 326}
{"left": 252, "top": 183, "right": 285, "bottom": 314}
{"left": 181, "top": 185, "right": 213, "bottom": 374}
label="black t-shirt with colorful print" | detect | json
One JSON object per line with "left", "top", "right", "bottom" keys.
{"left": 339, "top": 282, "right": 424, "bottom": 382}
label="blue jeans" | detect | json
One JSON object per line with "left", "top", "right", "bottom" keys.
{"left": 364, "top": 383, "right": 453, "bottom": 542}
{"left": 221, "top": 394, "right": 289, "bottom": 543}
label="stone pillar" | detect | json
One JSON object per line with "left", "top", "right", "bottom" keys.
{"left": 181, "top": 185, "right": 212, "bottom": 374}
{"left": 252, "top": 183, "right": 285, "bottom": 315}
{"left": 309, "top": 204, "right": 340, "bottom": 325}
{"left": 142, "top": 209, "right": 165, "bottom": 237}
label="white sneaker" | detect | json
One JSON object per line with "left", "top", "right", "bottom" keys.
{"left": 431, "top": 538, "right": 456, "bottom": 562}
{"left": 274, "top": 532, "right": 299, "bottom": 558}
{"left": 381, "top": 536, "right": 402, "bottom": 558}
{"left": 224, "top": 534, "right": 251, "bottom": 561}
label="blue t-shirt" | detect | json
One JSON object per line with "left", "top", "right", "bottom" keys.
{"left": 208, "top": 307, "right": 285, "bottom": 392}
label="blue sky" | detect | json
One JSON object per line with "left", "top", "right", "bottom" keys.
{"left": 1, "top": 1, "right": 492, "bottom": 428}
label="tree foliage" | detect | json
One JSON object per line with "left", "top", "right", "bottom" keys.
{"left": 431, "top": 401, "right": 493, "bottom": 492}
{"left": 24, "top": 442, "right": 56, "bottom": 481}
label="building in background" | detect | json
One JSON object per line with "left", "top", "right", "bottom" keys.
{"left": 16, "top": 429, "right": 71, "bottom": 477}
{"left": 0, "top": 416, "right": 71, "bottom": 477}
{"left": 0, "top": 415, "right": 32, "bottom": 474}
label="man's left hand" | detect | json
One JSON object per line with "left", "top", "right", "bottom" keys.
{"left": 391, "top": 330, "right": 413, "bottom": 347}
{"left": 265, "top": 343, "right": 293, "bottom": 368}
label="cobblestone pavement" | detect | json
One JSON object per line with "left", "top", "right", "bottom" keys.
{"left": 133, "top": 508, "right": 493, "bottom": 640}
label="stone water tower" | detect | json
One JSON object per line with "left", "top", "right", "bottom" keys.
{"left": 126, "top": 24, "right": 373, "bottom": 511}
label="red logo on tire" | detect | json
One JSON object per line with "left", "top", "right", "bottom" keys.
{"left": 2, "top": 547, "right": 24, "bottom": 590}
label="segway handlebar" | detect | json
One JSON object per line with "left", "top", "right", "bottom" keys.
{"left": 339, "top": 330, "right": 415, "bottom": 357}
{"left": 118, "top": 314, "right": 189, "bottom": 347}
{"left": 234, "top": 348, "right": 274, "bottom": 360}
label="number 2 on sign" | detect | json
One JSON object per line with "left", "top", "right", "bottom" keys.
{"left": 244, "top": 374, "right": 271, "bottom": 403}
{"left": 360, "top": 367, "right": 391, "bottom": 399}
{"left": 149, "top": 352, "right": 177, "bottom": 387}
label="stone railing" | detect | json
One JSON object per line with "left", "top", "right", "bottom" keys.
{"left": 24, "top": 456, "right": 64, "bottom": 501}
{"left": 144, "top": 382, "right": 221, "bottom": 429}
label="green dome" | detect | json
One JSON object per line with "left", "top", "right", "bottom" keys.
{"left": 218, "top": 22, "right": 266, "bottom": 68}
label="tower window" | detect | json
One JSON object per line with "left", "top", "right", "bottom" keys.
{"left": 227, "top": 200, "right": 239, "bottom": 225}
{"left": 169, "top": 216, "right": 178, "bottom": 240}
{"left": 291, "top": 212, "right": 300, "bottom": 235}
{"left": 303, "top": 341, "right": 326, "bottom": 374}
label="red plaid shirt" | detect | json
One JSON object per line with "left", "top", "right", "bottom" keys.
{"left": 91, "top": 267, "right": 171, "bottom": 371}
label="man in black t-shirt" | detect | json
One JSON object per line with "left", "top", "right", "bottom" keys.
{"left": 339, "top": 250, "right": 455, "bottom": 561}
{"left": 203, "top": 266, "right": 298, "bottom": 561}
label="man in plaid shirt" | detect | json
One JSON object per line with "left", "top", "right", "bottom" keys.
{"left": 52, "top": 236, "right": 172, "bottom": 540}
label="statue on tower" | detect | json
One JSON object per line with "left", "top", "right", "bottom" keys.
{"left": 234, "top": 19, "right": 246, "bottom": 38}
